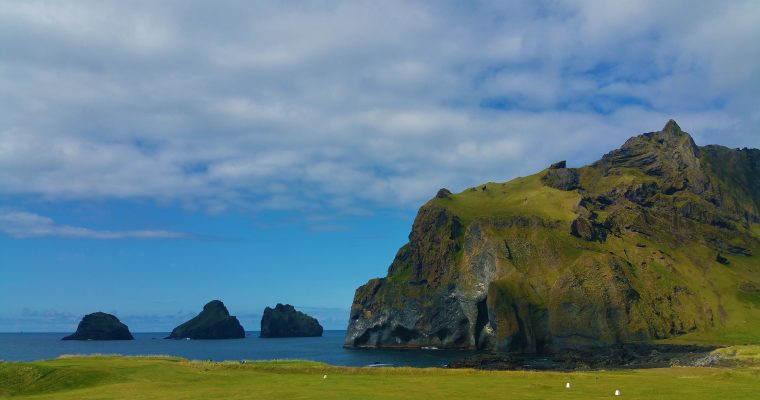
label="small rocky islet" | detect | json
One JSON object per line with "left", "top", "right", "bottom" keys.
{"left": 62, "top": 312, "right": 134, "bottom": 341}
{"left": 166, "top": 300, "right": 245, "bottom": 340}
{"left": 260, "top": 303, "right": 323, "bottom": 338}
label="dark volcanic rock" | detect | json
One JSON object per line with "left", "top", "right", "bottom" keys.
{"left": 436, "top": 188, "right": 452, "bottom": 199}
{"left": 260, "top": 304, "right": 323, "bottom": 338}
{"left": 448, "top": 344, "right": 718, "bottom": 370}
{"left": 541, "top": 167, "right": 580, "bottom": 191}
{"left": 166, "top": 300, "right": 244, "bottom": 340}
{"left": 62, "top": 312, "right": 133, "bottom": 341}
{"left": 716, "top": 253, "right": 730, "bottom": 265}
{"left": 549, "top": 160, "right": 567, "bottom": 169}
{"left": 570, "top": 216, "right": 607, "bottom": 242}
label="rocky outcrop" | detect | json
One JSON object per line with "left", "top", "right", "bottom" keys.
{"left": 436, "top": 188, "right": 453, "bottom": 199}
{"left": 542, "top": 163, "right": 580, "bottom": 191}
{"left": 570, "top": 216, "right": 606, "bottom": 242}
{"left": 346, "top": 120, "right": 760, "bottom": 353}
{"left": 549, "top": 160, "right": 567, "bottom": 169}
{"left": 260, "top": 304, "right": 323, "bottom": 338}
{"left": 166, "top": 300, "right": 245, "bottom": 340}
{"left": 448, "top": 344, "right": 718, "bottom": 370}
{"left": 62, "top": 312, "right": 133, "bottom": 341}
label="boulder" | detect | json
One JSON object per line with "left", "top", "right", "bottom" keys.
{"left": 570, "top": 216, "right": 607, "bottom": 242}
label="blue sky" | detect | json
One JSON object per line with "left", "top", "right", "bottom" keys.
{"left": 1, "top": 0, "right": 759, "bottom": 332}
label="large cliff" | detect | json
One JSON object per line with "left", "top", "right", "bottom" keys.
{"left": 345, "top": 120, "right": 760, "bottom": 353}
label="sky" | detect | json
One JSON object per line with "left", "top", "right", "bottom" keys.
{"left": 1, "top": 0, "right": 759, "bottom": 332}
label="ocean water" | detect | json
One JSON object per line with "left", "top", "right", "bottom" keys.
{"left": 0, "top": 331, "right": 479, "bottom": 367}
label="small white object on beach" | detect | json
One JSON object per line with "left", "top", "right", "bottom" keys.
{"left": 615, "top": 389, "right": 621, "bottom": 396}
{"left": 565, "top": 382, "right": 570, "bottom": 388}
{"left": 323, "top": 374, "right": 327, "bottom": 379}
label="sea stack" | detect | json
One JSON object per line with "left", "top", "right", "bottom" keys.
{"left": 260, "top": 304, "right": 323, "bottom": 338}
{"left": 166, "top": 300, "right": 245, "bottom": 339}
{"left": 62, "top": 312, "right": 134, "bottom": 340}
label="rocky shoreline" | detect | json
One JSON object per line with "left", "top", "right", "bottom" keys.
{"left": 447, "top": 344, "right": 724, "bottom": 371}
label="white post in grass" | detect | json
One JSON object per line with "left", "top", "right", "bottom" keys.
{"left": 565, "top": 382, "right": 571, "bottom": 389}
{"left": 323, "top": 374, "right": 327, "bottom": 379}
{"left": 615, "top": 389, "right": 621, "bottom": 396}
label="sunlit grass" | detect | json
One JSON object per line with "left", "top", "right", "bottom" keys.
{"left": 2, "top": 355, "right": 760, "bottom": 399}
{"left": 434, "top": 172, "right": 580, "bottom": 225}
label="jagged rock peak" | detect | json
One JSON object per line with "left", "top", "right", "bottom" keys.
{"left": 610, "top": 120, "right": 700, "bottom": 168}
{"left": 203, "top": 299, "right": 229, "bottom": 314}
{"left": 549, "top": 160, "right": 567, "bottom": 169}
{"left": 633, "top": 119, "right": 698, "bottom": 154}
{"left": 662, "top": 119, "right": 682, "bottom": 134}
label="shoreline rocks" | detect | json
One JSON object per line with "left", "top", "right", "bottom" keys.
{"left": 447, "top": 344, "right": 720, "bottom": 371}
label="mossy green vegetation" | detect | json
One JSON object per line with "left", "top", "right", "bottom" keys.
{"left": 432, "top": 173, "right": 580, "bottom": 225}
{"left": 714, "top": 345, "right": 760, "bottom": 365}
{"left": 2, "top": 355, "right": 760, "bottom": 400}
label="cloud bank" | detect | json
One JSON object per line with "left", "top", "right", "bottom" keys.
{"left": 0, "top": 210, "right": 189, "bottom": 239}
{"left": 1, "top": 0, "right": 758, "bottom": 213}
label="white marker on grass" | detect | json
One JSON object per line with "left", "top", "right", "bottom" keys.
{"left": 323, "top": 374, "right": 327, "bottom": 379}
{"left": 615, "top": 389, "right": 621, "bottom": 396}
{"left": 565, "top": 382, "right": 570, "bottom": 388}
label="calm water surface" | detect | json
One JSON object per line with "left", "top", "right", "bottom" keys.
{"left": 0, "top": 331, "right": 479, "bottom": 367}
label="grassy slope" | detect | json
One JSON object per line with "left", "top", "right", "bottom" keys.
{"left": 433, "top": 172, "right": 580, "bottom": 225}
{"left": 422, "top": 169, "right": 760, "bottom": 346}
{"left": 2, "top": 356, "right": 760, "bottom": 400}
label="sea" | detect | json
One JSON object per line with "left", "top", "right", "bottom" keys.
{"left": 0, "top": 331, "right": 479, "bottom": 367}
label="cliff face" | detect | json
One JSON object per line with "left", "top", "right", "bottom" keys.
{"left": 345, "top": 121, "right": 760, "bottom": 353}
{"left": 166, "top": 300, "right": 245, "bottom": 340}
{"left": 260, "top": 304, "right": 323, "bottom": 338}
{"left": 62, "top": 312, "right": 133, "bottom": 341}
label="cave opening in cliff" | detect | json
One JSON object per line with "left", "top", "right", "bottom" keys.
{"left": 474, "top": 297, "right": 490, "bottom": 349}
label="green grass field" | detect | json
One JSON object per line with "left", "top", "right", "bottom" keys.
{"left": 2, "top": 352, "right": 760, "bottom": 399}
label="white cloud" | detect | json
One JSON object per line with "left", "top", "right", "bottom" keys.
{"left": 0, "top": 210, "right": 190, "bottom": 239}
{"left": 0, "top": 0, "right": 757, "bottom": 213}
